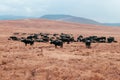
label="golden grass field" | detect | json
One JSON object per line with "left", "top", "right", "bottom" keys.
{"left": 0, "top": 19, "right": 120, "bottom": 80}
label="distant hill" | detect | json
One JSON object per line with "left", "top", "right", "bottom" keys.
{"left": 40, "top": 15, "right": 101, "bottom": 25}
{"left": 0, "top": 14, "right": 120, "bottom": 26}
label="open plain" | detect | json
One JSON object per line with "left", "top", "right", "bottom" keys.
{"left": 0, "top": 19, "right": 120, "bottom": 80}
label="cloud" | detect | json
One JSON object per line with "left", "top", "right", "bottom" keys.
{"left": 0, "top": 0, "right": 120, "bottom": 22}
{"left": 0, "top": 0, "right": 49, "bottom": 16}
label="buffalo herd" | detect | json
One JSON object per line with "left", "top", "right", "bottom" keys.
{"left": 8, "top": 32, "right": 117, "bottom": 48}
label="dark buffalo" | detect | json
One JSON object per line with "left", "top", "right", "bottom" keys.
{"left": 77, "top": 35, "right": 83, "bottom": 42}
{"left": 42, "top": 35, "right": 49, "bottom": 42}
{"left": 60, "top": 33, "right": 74, "bottom": 44}
{"left": 21, "top": 39, "right": 34, "bottom": 46}
{"left": 50, "top": 40, "right": 63, "bottom": 48}
{"left": 85, "top": 39, "right": 91, "bottom": 48}
{"left": 88, "top": 36, "right": 97, "bottom": 43}
{"left": 95, "top": 37, "right": 106, "bottom": 43}
{"left": 8, "top": 36, "right": 19, "bottom": 41}
{"left": 27, "top": 36, "right": 33, "bottom": 39}
{"left": 107, "top": 37, "right": 116, "bottom": 43}
{"left": 53, "top": 33, "right": 59, "bottom": 37}
{"left": 79, "top": 36, "right": 106, "bottom": 43}
{"left": 27, "top": 35, "right": 38, "bottom": 40}
{"left": 85, "top": 36, "right": 106, "bottom": 43}
{"left": 60, "top": 37, "right": 70, "bottom": 44}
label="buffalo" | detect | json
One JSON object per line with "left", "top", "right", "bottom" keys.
{"left": 85, "top": 39, "right": 91, "bottom": 48}
{"left": 77, "top": 35, "right": 83, "bottom": 42}
{"left": 21, "top": 39, "right": 34, "bottom": 46}
{"left": 50, "top": 40, "right": 63, "bottom": 48}
{"left": 107, "top": 37, "right": 116, "bottom": 43}
{"left": 60, "top": 33, "right": 75, "bottom": 44}
{"left": 8, "top": 36, "right": 20, "bottom": 41}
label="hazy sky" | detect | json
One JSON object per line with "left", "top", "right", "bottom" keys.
{"left": 0, "top": 0, "right": 120, "bottom": 23}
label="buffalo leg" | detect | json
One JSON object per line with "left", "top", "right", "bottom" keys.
{"left": 55, "top": 45, "right": 57, "bottom": 48}
{"left": 61, "top": 44, "right": 63, "bottom": 48}
{"left": 25, "top": 43, "right": 27, "bottom": 46}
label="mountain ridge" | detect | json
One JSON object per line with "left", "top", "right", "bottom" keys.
{"left": 0, "top": 14, "right": 119, "bottom": 26}
{"left": 40, "top": 14, "right": 101, "bottom": 25}
{"left": 40, "top": 15, "right": 120, "bottom": 26}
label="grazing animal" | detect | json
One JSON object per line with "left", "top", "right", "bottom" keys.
{"left": 60, "top": 34, "right": 74, "bottom": 44}
{"left": 95, "top": 37, "right": 106, "bottom": 43}
{"left": 88, "top": 36, "right": 97, "bottom": 43}
{"left": 27, "top": 34, "right": 38, "bottom": 40}
{"left": 60, "top": 38, "right": 70, "bottom": 44}
{"left": 77, "top": 35, "right": 83, "bottom": 42}
{"left": 107, "top": 37, "right": 115, "bottom": 43}
{"left": 42, "top": 35, "right": 49, "bottom": 42}
{"left": 53, "top": 33, "right": 59, "bottom": 37}
{"left": 8, "top": 36, "right": 19, "bottom": 41}
{"left": 21, "top": 39, "right": 34, "bottom": 46}
{"left": 50, "top": 40, "right": 63, "bottom": 48}
{"left": 85, "top": 39, "right": 91, "bottom": 48}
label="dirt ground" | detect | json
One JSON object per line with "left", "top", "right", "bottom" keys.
{"left": 0, "top": 19, "right": 120, "bottom": 80}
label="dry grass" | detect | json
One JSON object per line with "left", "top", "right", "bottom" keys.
{"left": 0, "top": 19, "right": 120, "bottom": 80}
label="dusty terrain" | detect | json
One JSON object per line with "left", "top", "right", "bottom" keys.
{"left": 0, "top": 19, "right": 120, "bottom": 80}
